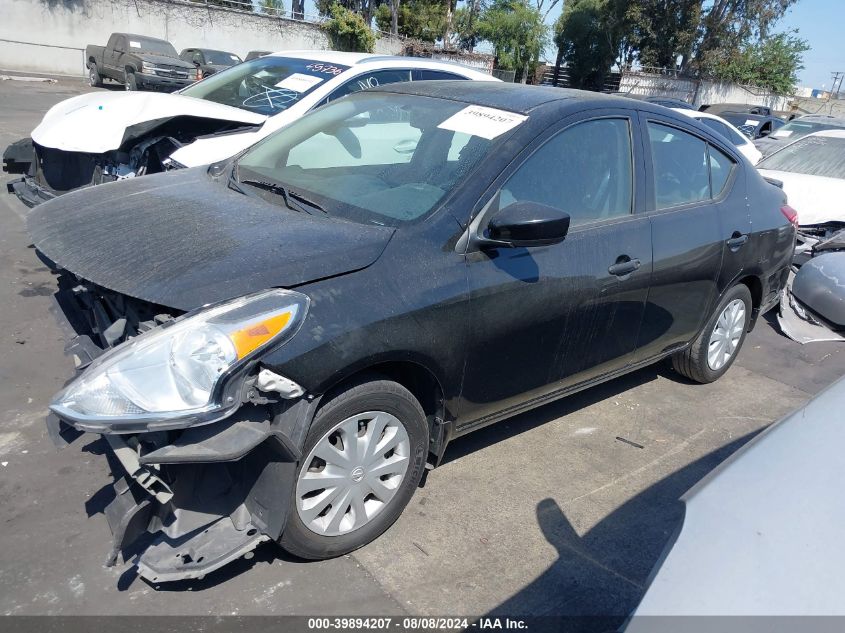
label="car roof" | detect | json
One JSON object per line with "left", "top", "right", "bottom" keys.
{"left": 263, "top": 50, "right": 494, "bottom": 77}
{"left": 369, "top": 81, "right": 625, "bottom": 114}
{"left": 195, "top": 48, "right": 236, "bottom": 55}
{"left": 265, "top": 50, "right": 383, "bottom": 65}
{"left": 805, "top": 129, "right": 845, "bottom": 139}
{"left": 116, "top": 33, "right": 170, "bottom": 44}
{"left": 792, "top": 114, "right": 845, "bottom": 125}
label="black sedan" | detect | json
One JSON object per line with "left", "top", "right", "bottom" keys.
{"left": 28, "top": 82, "right": 795, "bottom": 583}
{"left": 179, "top": 47, "right": 242, "bottom": 78}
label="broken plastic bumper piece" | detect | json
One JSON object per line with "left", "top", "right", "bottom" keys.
{"left": 55, "top": 401, "right": 313, "bottom": 583}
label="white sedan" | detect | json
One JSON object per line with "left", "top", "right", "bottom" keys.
{"left": 6, "top": 51, "right": 497, "bottom": 206}
{"left": 673, "top": 108, "right": 763, "bottom": 164}
{"left": 756, "top": 129, "right": 845, "bottom": 229}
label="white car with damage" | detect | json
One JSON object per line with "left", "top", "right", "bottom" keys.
{"left": 3, "top": 50, "right": 497, "bottom": 206}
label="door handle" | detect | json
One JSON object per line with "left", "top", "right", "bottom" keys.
{"left": 608, "top": 257, "right": 641, "bottom": 277}
{"left": 726, "top": 232, "right": 749, "bottom": 250}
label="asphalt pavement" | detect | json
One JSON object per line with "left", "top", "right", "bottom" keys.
{"left": 0, "top": 75, "right": 843, "bottom": 623}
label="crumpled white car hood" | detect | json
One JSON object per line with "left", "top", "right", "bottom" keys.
{"left": 31, "top": 91, "right": 266, "bottom": 154}
{"left": 757, "top": 169, "right": 845, "bottom": 226}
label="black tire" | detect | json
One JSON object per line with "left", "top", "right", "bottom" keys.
{"left": 125, "top": 72, "right": 137, "bottom": 91}
{"left": 88, "top": 65, "right": 102, "bottom": 88}
{"left": 280, "top": 379, "right": 428, "bottom": 560}
{"left": 672, "top": 284, "right": 752, "bottom": 384}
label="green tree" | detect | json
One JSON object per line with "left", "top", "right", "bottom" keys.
{"left": 452, "top": 4, "right": 481, "bottom": 51}
{"left": 323, "top": 3, "right": 377, "bottom": 52}
{"left": 693, "top": 0, "right": 800, "bottom": 72}
{"left": 632, "top": 0, "right": 701, "bottom": 70}
{"left": 702, "top": 31, "right": 808, "bottom": 93}
{"left": 375, "top": 0, "right": 447, "bottom": 41}
{"left": 260, "top": 0, "right": 285, "bottom": 17}
{"left": 553, "top": 0, "right": 618, "bottom": 90}
{"left": 477, "top": 0, "right": 547, "bottom": 82}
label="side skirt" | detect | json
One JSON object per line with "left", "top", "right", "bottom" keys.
{"left": 453, "top": 345, "right": 688, "bottom": 438}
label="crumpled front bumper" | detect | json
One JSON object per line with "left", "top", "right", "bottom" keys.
{"left": 49, "top": 397, "right": 316, "bottom": 582}
{"left": 7, "top": 174, "right": 55, "bottom": 208}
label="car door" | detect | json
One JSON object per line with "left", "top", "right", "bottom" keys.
{"left": 458, "top": 111, "right": 652, "bottom": 427}
{"left": 105, "top": 34, "right": 122, "bottom": 77}
{"left": 635, "top": 117, "right": 751, "bottom": 360}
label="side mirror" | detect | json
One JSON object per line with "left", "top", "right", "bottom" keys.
{"left": 481, "top": 201, "right": 570, "bottom": 248}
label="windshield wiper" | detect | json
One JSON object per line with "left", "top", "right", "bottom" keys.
{"left": 239, "top": 178, "right": 326, "bottom": 215}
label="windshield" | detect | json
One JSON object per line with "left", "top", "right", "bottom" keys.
{"left": 131, "top": 38, "right": 177, "bottom": 56}
{"left": 770, "top": 118, "right": 845, "bottom": 140}
{"left": 204, "top": 50, "right": 241, "bottom": 65}
{"left": 180, "top": 56, "right": 348, "bottom": 115}
{"left": 758, "top": 135, "right": 845, "bottom": 179}
{"left": 236, "top": 93, "right": 515, "bottom": 227}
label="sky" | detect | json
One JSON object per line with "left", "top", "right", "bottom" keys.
{"left": 779, "top": 0, "right": 845, "bottom": 89}
{"left": 299, "top": 0, "right": 841, "bottom": 89}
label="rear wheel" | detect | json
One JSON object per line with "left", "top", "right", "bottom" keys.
{"left": 125, "top": 73, "right": 137, "bottom": 91}
{"left": 671, "top": 284, "right": 752, "bottom": 383}
{"left": 280, "top": 379, "right": 428, "bottom": 560}
{"left": 88, "top": 65, "right": 102, "bottom": 88}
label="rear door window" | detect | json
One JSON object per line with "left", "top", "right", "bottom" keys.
{"left": 417, "top": 70, "right": 468, "bottom": 81}
{"left": 648, "top": 122, "right": 711, "bottom": 209}
{"left": 708, "top": 145, "right": 736, "bottom": 197}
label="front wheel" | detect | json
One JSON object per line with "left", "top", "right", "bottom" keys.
{"left": 280, "top": 379, "right": 428, "bottom": 560}
{"left": 88, "top": 65, "right": 102, "bottom": 87}
{"left": 672, "top": 284, "right": 752, "bottom": 383}
{"left": 125, "top": 73, "right": 137, "bottom": 91}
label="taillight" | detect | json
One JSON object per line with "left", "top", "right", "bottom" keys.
{"left": 196, "top": 69, "right": 203, "bottom": 80}
{"left": 781, "top": 204, "right": 799, "bottom": 227}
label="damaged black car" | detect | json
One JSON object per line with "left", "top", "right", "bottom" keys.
{"left": 29, "top": 82, "right": 795, "bottom": 583}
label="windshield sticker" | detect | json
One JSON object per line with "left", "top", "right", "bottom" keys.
{"left": 774, "top": 130, "right": 793, "bottom": 137}
{"left": 745, "top": 119, "right": 759, "bottom": 126}
{"left": 275, "top": 73, "right": 324, "bottom": 92}
{"left": 129, "top": 40, "right": 141, "bottom": 48}
{"left": 437, "top": 105, "right": 528, "bottom": 140}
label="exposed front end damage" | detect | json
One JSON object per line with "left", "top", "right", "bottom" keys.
{"left": 5, "top": 116, "right": 258, "bottom": 207}
{"left": 45, "top": 267, "right": 315, "bottom": 582}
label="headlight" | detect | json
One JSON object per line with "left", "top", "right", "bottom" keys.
{"left": 51, "top": 289, "right": 308, "bottom": 430}
{"left": 141, "top": 62, "right": 156, "bottom": 73}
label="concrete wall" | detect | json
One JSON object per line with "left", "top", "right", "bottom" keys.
{"left": 0, "top": 0, "right": 404, "bottom": 77}
{"left": 618, "top": 71, "right": 792, "bottom": 111}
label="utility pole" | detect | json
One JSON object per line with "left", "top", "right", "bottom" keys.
{"left": 831, "top": 71, "right": 844, "bottom": 99}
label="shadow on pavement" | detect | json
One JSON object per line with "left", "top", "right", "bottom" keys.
{"left": 480, "top": 430, "right": 763, "bottom": 631}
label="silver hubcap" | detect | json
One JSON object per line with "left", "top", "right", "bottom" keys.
{"left": 707, "top": 298, "right": 746, "bottom": 371}
{"left": 296, "top": 411, "right": 410, "bottom": 537}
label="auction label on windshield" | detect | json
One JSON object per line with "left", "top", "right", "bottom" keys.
{"left": 438, "top": 105, "right": 528, "bottom": 140}
{"left": 275, "top": 73, "right": 324, "bottom": 92}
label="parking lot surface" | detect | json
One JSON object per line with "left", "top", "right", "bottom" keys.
{"left": 1, "top": 76, "right": 843, "bottom": 621}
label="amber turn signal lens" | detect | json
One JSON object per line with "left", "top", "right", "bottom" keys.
{"left": 230, "top": 311, "right": 293, "bottom": 359}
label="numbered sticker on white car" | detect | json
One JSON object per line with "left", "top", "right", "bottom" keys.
{"left": 275, "top": 74, "right": 324, "bottom": 93}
